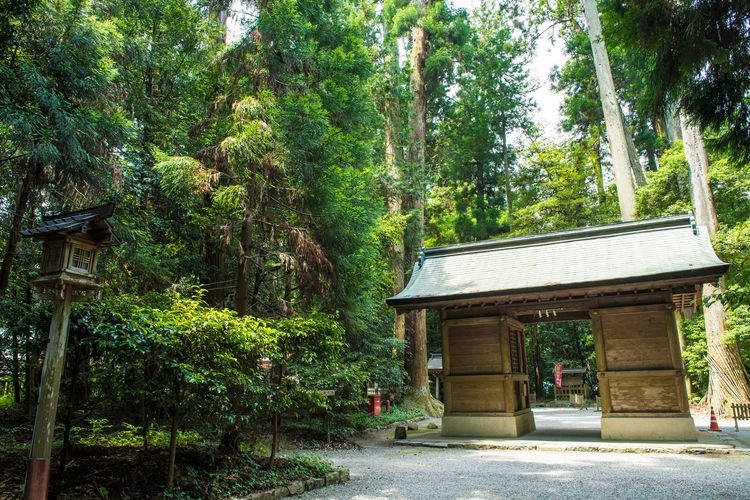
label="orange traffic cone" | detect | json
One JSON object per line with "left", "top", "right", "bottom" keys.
{"left": 708, "top": 406, "right": 722, "bottom": 432}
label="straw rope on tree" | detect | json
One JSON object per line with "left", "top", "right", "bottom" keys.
{"left": 703, "top": 283, "right": 750, "bottom": 415}
{"left": 681, "top": 112, "right": 750, "bottom": 414}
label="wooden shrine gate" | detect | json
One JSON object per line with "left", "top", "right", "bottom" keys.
{"left": 387, "top": 215, "right": 728, "bottom": 441}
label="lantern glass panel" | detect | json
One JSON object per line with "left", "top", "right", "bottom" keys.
{"left": 70, "top": 246, "right": 93, "bottom": 273}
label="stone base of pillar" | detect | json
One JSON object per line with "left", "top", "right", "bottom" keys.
{"left": 442, "top": 410, "right": 536, "bottom": 438}
{"left": 601, "top": 415, "right": 697, "bottom": 441}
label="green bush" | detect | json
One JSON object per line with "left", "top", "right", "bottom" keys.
{"left": 70, "top": 419, "right": 207, "bottom": 448}
{"left": 206, "top": 453, "right": 337, "bottom": 497}
{"left": 681, "top": 314, "right": 709, "bottom": 395}
{"left": 0, "top": 392, "right": 14, "bottom": 411}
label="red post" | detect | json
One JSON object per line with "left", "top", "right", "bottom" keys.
{"left": 368, "top": 395, "right": 381, "bottom": 417}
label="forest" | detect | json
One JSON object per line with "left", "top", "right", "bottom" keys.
{"left": 1, "top": 0, "right": 749, "bottom": 497}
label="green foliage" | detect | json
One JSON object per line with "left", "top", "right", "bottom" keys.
{"left": 83, "top": 290, "right": 356, "bottom": 457}
{"left": 338, "top": 405, "right": 423, "bottom": 432}
{"left": 681, "top": 314, "right": 709, "bottom": 396}
{"left": 290, "top": 405, "right": 424, "bottom": 440}
{"left": 512, "top": 142, "right": 618, "bottom": 235}
{"left": 154, "top": 154, "right": 216, "bottom": 199}
{"left": 211, "top": 185, "right": 247, "bottom": 214}
{"left": 0, "top": 0, "right": 127, "bottom": 198}
{"left": 0, "top": 392, "right": 14, "bottom": 411}
{"left": 207, "top": 454, "right": 337, "bottom": 497}
{"left": 713, "top": 221, "right": 750, "bottom": 309}
{"left": 551, "top": 27, "right": 602, "bottom": 140}
{"left": 726, "top": 307, "right": 750, "bottom": 370}
{"left": 710, "top": 155, "right": 750, "bottom": 227}
{"left": 548, "top": 1, "right": 664, "bottom": 176}
{"left": 531, "top": 321, "right": 597, "bottom": 395}
{"left": 390, "top": 3, "right": 420, "bottom": 35}
{"left": 70, "top": 420, "right": 206, "bottom": 448}
{"left": 1, "top": 0, "right": 747, "bottom": 482}
{"left": 636, "top": 142, "right": 692, "bottom": 217}
{"left": 608, "top": 0, "right": 750, "bottom": 158}
{"left": 427, "top": 0, "right": 535, "bottom": 245}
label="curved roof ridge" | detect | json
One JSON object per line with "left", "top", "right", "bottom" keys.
{"left": 426, "top": 214, "right": 694, "bottom": 258}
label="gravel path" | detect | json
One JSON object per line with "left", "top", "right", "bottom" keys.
{"left": 301, "top": 446, "right": 750, "bottom": 499}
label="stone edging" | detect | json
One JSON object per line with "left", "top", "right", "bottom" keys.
{"left": 394, "top": 440, "right": 748, "bottom": 456}
{"left": 238, "top": 468, "right": 350, "bottom": 499}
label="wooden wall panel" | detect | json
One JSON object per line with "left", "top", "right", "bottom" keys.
{"left": 447, "top": 323, "right": 501, "bottom": 374}
{"left": 609, "top": 377, "right": 680, "bottom": 413}
{"left": 448, "top": 380, "right": 505, "bottom": 413}
{"left": 602, "top": 311, "right": 672, "bottom": 370}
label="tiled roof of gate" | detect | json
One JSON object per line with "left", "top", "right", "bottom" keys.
{"left": 386, "top": 214, "right": 728, "bottom": 309}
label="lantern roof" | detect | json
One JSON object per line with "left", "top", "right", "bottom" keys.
{"left": 21, "top": 203, "right": 119, "bottom": 245}
{"left": 561, "top": 367, "right": 587, "bottom": 374}
{"left": 427, "top": 353, "right": 443, "bottom": 372}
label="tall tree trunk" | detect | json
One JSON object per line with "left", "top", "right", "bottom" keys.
{"left": 167, "top": 401, "right": 179, "bottom": 487}
{"left": 221, "top": 205, "right": 254, "bottom": 452}
{"left": 383, "top": 18, "right": 406, "bottom": 342}
{"left": 592, "top": 130, "right": 606, "bottom": 204}
{"left": 268, "top": 411, "right": 280, "bottom": 468}
{"left": 24, "top": 324, "right": 32, "bottom": 415}
{"left": 268, "top": 363, "right": 284, "bottom": 469}
{"left": 58, "top": 340, "right": 82, "bottom": 475}
{"left": 142, "top": 406, "right": 150, "bottom": 449}
{"left": 404, "top": 0, "right": 440, "bottom": 416}
{"left": 680, "top": 109, "right": 750, "bottom": 412}
{"left": 664, "top": 102, "right": 682, "bottom": 145}
{"left": 621, "top": 109, "right": 647, "bottom": 187}
{"left": 12, "top": 324, "right": 20, "bottom": 403}
{"left": 501, "top": 117, "right": 513, "bottom": 229}
{"left": 582, "top": 0, "right": 637, "bottom": 221}
{"left": 235, "top": 205, "right": 252, "bottom": 316}
{"left": 680, "top": 111, "right": 718, "bottom": 232}
{"left": 0, "top": 163, "right": 38, "bottom": 295}
{"left": 646, "top": 142, "right": 658, "bottom": 172}
{"left": 202, "top": 193, "right": 226, "bottom": 307}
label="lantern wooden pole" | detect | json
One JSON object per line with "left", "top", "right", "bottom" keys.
{"left": 24, "top": 284, "right": 74, "bottom": 500}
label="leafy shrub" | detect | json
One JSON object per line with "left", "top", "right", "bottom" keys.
{"left": 681, "top": 314, "right": 709, "bottom": 396}
{"left": 70, "top": 420, "right": 207, "bottom": 448}
{"left": 0, "top": 392, "right": 14, "bottom": 411}
{"left": 206, "top": 453, "right": 337, "bottom": 497}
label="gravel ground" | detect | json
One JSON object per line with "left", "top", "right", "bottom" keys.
{"left": 301, "top": 446, "right": 750, "bottom": 499}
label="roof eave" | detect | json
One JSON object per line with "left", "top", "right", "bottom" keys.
{"left": 385, "top": 265, "right": 729, "bottom": 310}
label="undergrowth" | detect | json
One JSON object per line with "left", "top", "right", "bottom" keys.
{"left": 0, "top": 410, "right": 339, "bottom": 499}
{"left": 70, "top": 419, "right": 209, "bottom": 448}
{"left": 287, "top": 405, "right": 425, "bottom": 441}
{"left": 206, "top": 454, "right": 336, "bottom": 498}
{"left": 0, "top": 392, "right": 14, "bottom": 411}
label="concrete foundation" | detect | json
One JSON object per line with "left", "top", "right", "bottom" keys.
{"left": 601, "top": 415, "right": 697, "bottom": 441}
{"left": 442, "top": 411, "right": 536, "bottom": 438}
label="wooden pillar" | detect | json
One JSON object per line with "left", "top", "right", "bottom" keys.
{"left": 591, "top": 303, "right": 696, "bottom": 441}
{"left": 25, "top": 285, "right": 74, "bottom": 499}
{"left": 441, "top": 316, "right": 534, "bottom": 437}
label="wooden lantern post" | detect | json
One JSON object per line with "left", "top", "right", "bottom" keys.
{"left": 20, "top": 204, "right": 118, "bottom": 500}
